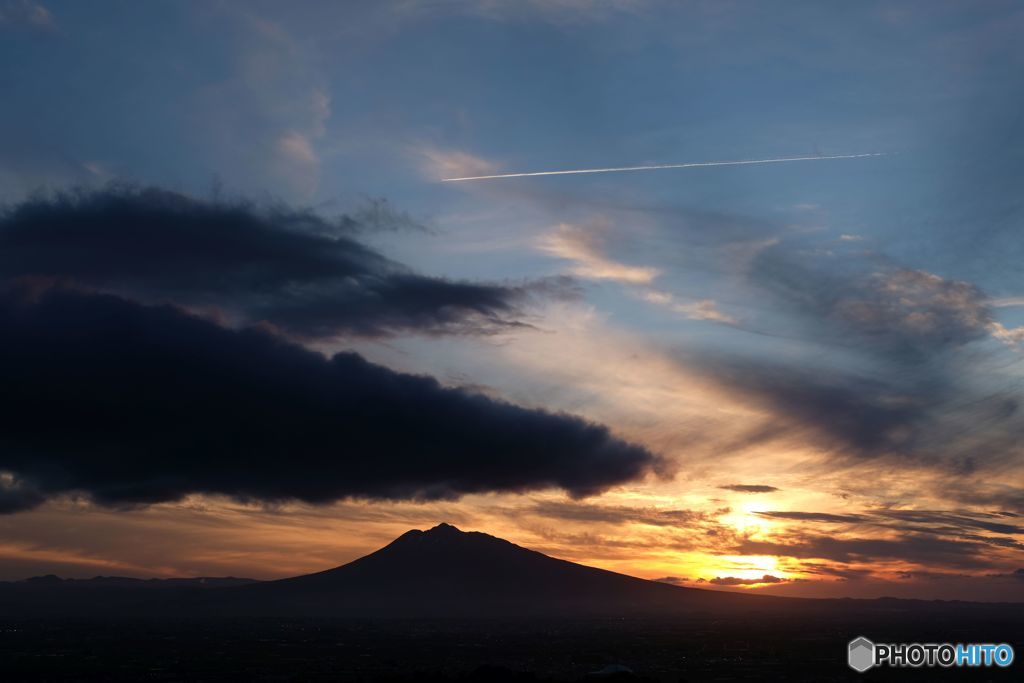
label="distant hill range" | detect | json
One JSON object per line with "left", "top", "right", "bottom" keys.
{"left": 16, "top": 575, "right": 258, "bottom": 589}
{"left": 1, "top": 523, "right": 1016, "bottom": 618}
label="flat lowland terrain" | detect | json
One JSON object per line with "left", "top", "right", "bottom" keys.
{"left": 2, "top": 611, "right": 1021, "bottom": 682}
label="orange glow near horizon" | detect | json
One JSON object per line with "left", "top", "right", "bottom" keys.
{"left": 1, "top": 478, "right": 1022, "bottom": 602}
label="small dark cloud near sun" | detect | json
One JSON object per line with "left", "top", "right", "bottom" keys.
{"left": 798, "top": 563, "right": 874, "bottom": 580}
{"left": 709, "top": 574, "right": 786, "bottom": 586}
{"left": 755, "top": 511, "right": 867, "bottom": 524}
{"left": 718, "top": 484, "right": 779, "bottom": 493}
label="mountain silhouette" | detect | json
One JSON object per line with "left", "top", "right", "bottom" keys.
{"left": 6, "top": 522, "right": 778, "bottom": 617}
{"left": 219, "top": 522, "right": 788, "bottom": 617}
{"left": 4, "top": 523, "right": 1015, "bottom": 619}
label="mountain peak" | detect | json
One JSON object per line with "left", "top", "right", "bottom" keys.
{"left": 382, "top": 521, "right": 486, "bottom": 551}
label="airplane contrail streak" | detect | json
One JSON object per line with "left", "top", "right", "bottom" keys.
{"left": 440, "top": 152, "right": 887, "bottom": 182}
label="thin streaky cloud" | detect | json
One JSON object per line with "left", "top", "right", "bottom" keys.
{"left": 440, "top": 153, "right": 888, "bottom": 182}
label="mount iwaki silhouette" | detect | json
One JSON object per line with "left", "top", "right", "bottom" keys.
{"left": 219, "top": 522, "right": 786, "bottom": 617}
{"left": 1, "top": 523, "right": 1013, "bottom": 618}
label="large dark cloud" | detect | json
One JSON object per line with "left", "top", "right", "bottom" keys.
{"left": 0, "top": 473, "right": 44, "bottom": 514}
{"left": 0, "top": 285, "right": 662, "bottom": 513}
{"left": 0, "top": 186, "right": 559, "bottom": 338}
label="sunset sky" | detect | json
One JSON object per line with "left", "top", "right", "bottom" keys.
{"left": 1, "top": 0, "right": 1023, "bottom": 601}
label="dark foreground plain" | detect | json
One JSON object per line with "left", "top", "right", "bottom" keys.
{"left": 3, "top": 612, "right": 1021, "bottom": 682}
{"left": 2, "top": 525, "right": 1020, "bottom": 681}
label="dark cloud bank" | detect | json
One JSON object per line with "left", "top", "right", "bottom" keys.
{"left": 0, "top": 187, "right": 661, "bottom": 512}
{"left": 0, "top": 186, "right": 565, "bottom": 338}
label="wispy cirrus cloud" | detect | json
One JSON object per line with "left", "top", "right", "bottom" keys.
{"left": 640, "top": 289, "right": 736, "bottom": 324}
{"left": 539, "top": 222, "right": 659, "bottom": 284}
{"left": 538, "top": 220, "right": 736, "bottom": 323}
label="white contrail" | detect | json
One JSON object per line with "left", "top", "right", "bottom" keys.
{"left": 441, "top": 152, "right": 887, "bottom": 182}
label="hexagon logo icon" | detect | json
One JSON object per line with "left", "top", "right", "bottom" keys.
{"left": 848, "top": 636, "right": 875, "bottom": 672}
